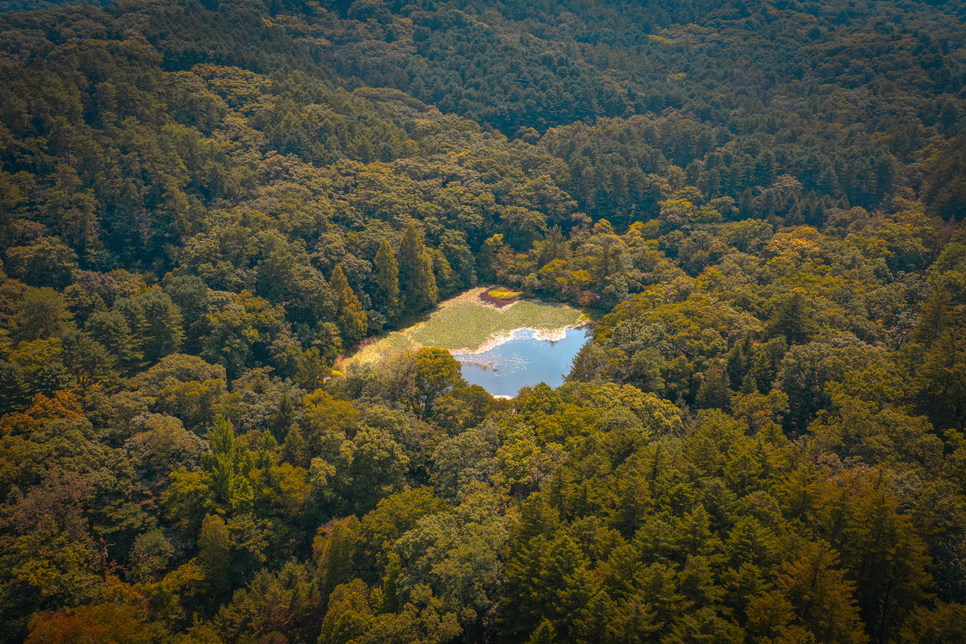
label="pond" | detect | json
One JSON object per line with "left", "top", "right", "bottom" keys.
{"left": 454, "top": 326, "right": 591, "bottom": 398}
{"left": 344, "top": 287, "right": 589, "bottom": 386}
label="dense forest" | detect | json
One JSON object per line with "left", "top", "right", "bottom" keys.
{"left": 2, "top": 0, "right": 966, "bottom": 642}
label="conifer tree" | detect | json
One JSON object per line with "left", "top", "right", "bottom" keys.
{"left": 115, "top": 291, "right": 185, "bottom": 366}
{"left": 374, "top": 238, "right": 400, "bottom": 322}
{"left": 12, "top": 287, "right": 75, "bottom": 343}
{"left": 913, "top": 289, "right": 954, "bottom": 347}
{"left": 269, "top": 393, "right": 295, "bottom": 441}
{"left": 697, "top": 362, "right": 731, "bottom": 410}
{"left": 85, "top": 310, "right": 143, "bottom": 375}
{"left": 296, "top": 346, "right": 333, "bottom": 392}
{"left": 765, "top": 289, "right": 814, "bottom": 346}
{"left": 59, "top": 330, "right": 117, "bottom": 393}
{"left": 316, "top": 517, "right": 361, "bottom": 596}
{"left": 281, "top": 423, "right": 309, "bottom": 469}
{"left": 198, "top": 514, "right": 231, "bottom": 604}
{"left": 529, "top": 619, "right": 559, "bottom": 644}
{"left": 398, "top": 222, "right": 438, "bottom": 315}
{"left": 330, "top": 265, "right": 367, "bottom": 343}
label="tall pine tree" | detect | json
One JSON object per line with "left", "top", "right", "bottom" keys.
{"left": 398, "top": 222, "right": 438, "bottom": 316}
{"left": 330, "top": 265, "right": 367, "bottom": 343}
{"left": 374, "top": 238, "right": 401, "bottom": 322}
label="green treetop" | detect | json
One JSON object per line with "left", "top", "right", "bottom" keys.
{"left": 374, "top": 238, "right": 401, "bottom": 323}
{"left": 331, "top": 265, "right": 368, "bottom": 343}
{"left": 398, "top": 222, "right": 438, "bottom": 317}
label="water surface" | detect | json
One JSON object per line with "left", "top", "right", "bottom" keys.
{"left": 455, "top": 327, "right": 590, "bottom": 398}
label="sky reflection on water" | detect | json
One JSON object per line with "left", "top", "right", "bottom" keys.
{"left": 454, "top": 327, "right": 590, "bottom": 398}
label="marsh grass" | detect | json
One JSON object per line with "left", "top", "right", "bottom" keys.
{"left": 409, "top": 300, "right": 582, "bottom": 348}
{"left": 345, "top": 288, "right": 586, "bottom": 371}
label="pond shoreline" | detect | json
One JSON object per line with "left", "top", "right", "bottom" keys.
{"left": 457, "top": 325, "right": 592, "bottom": 397}
{"left": 344, "top": 287, "right": 588, "bottom": 373}
{"left": 450, "top": 322, "right": 591, "bottom": 356}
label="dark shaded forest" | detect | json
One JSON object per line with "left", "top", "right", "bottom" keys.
{"left": 2, "top": 0, "right": 966, "bottom": 642}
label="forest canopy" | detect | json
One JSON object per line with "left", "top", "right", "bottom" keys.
{"left": 1, "top": 0, "right": 966, "bottom": 643}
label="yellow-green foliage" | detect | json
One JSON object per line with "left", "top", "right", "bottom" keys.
{"left": 487, "top": 289, "right": 523, "bottom": 299}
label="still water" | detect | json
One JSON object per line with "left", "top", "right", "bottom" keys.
{"left": 454, "top": 327, "right": 590, "bottom": 398}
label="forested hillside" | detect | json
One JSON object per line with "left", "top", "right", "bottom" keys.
{"left": 2, "top": 0, "right": 966, "bottom": 642}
